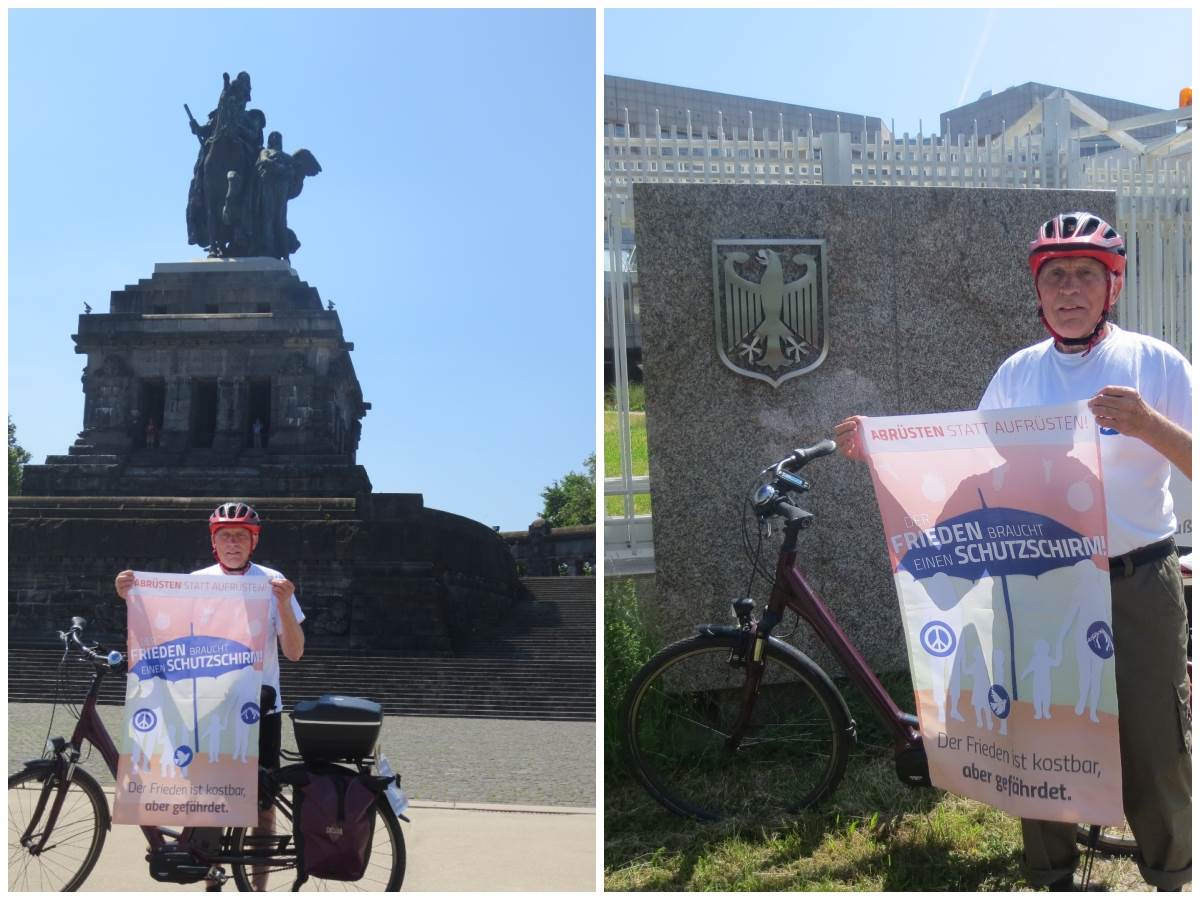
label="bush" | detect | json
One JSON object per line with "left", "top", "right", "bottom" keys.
{"left": 604, "top": 578, "right": 657, "bottom": 764}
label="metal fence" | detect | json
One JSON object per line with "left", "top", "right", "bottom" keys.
{"left": 603, "top": 98, "right": 1192, "bottom": 568}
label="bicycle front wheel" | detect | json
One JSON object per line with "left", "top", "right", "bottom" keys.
{"left": 8, "top": 765, "right": 109, "bottom": 891}
{"left": 622, "top": 633, "right": 852, "bottom": 821}
{"left": 229, "top": 794, "right": 406, "bottom": 891}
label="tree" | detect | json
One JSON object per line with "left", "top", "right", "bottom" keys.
{"left": 540, "top": 454, "right": 596, "bottom": 527}
{"left": 9, "top": 416, "right": 31, "bottom": 496}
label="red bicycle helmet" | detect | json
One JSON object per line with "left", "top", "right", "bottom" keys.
{"left": 208, "top": 501, "right": 262, "bottom": 537}
{"left": 1028, "top": 212, "right": 1126, "bottom": 352}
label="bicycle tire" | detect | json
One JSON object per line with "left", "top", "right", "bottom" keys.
{"left": 229, "top": 793, "right": 406, "bottom": 891}
{"left": 622, "top": 632, "right": 852, "bottom": 821}
{"left": 1075, "top": 821, "right": 1138, "bottom": 857}
{"left": 8, "top": 765, "right": 110, "bottom": 891}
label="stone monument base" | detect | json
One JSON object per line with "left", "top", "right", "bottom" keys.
{"left": 9, "top": 494, "right": 520, "bottom": 655}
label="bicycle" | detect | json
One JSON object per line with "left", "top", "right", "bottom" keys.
{"left": 9, "top": 617, "right": 407, "bottom": 891}
{"left": 620, "top": 440, "right": 1147, "bottom": 858}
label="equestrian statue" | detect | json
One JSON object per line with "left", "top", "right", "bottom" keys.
{"left": 185, "top": 72, "right": 321, "bottom": 260}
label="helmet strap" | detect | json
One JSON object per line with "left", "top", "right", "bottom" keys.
{"left": 1037, "top": 305, "right": 1110, "bottom": 356}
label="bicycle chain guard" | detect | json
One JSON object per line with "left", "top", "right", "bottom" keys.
{"left": 147, "top": 847, "right": 211, "bottom": 884}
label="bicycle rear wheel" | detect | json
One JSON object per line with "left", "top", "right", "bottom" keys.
{"left": 229, "top": 793, "right": 406, "bottom": 891}
{"left": 622, "top": 632, "right": 852, "bottom": 821}
{"left": 8, "top": 765, "right": 109, "bottom": 891}
{"left": 1076, "top": 821, "right": 1138, "bottom": 857}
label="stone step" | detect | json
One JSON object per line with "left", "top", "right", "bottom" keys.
{"left": 8, "top": 649, "right": 595, "bottom": 721}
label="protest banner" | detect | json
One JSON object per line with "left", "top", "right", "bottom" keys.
{"left": 861, "top": 400, "right": 1121, "bottom": 824}
{"left": 112, "top": 572, "right": 271, "bottom": 827}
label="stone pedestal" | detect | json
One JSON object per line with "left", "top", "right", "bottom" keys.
{"left": 23, "top": 259, "right": 372, "bottom": 498}
{"left": 15, "top": 258, "right": 523, "bottom": 656}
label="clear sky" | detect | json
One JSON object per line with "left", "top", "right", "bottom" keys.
{"left": 605, "top": 8, "right": 1191, "bottom": 137}
{"left": 8, "top": 8, "right": 596, "bottom": 532}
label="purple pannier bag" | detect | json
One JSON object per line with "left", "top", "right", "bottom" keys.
{"left": 288, "top": 764, "right": 392, "bottom": 884}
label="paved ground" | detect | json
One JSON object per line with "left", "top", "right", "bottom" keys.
{"left": 9, "top": 703, "right": 595, "bottom": 806}
{"left": 76, "top": 790, "right": 596, "bottom": 892}
{"left": 9, "top": 703, "right": 597, "bottom": 891}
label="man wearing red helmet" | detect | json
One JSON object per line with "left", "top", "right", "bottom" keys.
{"left": 115, "top": 501, "right": 305, "bottom": 889}
{"left": 837, "top": 213, "right": 1190, "bottom": 890}
{"left": 984, "top": 212, "right": 1190, "bottom": 892}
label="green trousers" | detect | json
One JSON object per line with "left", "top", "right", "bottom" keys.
{"left": 1021, "top": 551, "right": 1191, "bottom": 890}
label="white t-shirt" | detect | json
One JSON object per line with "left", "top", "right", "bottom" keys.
{"left": 978, "top": 324, "right": 1192, "bottom": 556}
{"left": 191, "top": 562, "right": 305, "bottom": 715}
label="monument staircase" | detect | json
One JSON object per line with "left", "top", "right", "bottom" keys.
{"left": 7, "top": 577, "right": 595, "bottom": 722}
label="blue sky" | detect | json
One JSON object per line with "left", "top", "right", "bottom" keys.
{"left": 8, "top": 9, "right": 596, "bottom": 531}
{"left": 605, "top": 8, "right": 1191, "bottom": 136}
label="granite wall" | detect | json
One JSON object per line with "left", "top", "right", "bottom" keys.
{"left": 634, "top": 183, "right": 1117, "bottom": 673}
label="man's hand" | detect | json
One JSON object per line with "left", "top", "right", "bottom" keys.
{"left": 115, "top": 570, "right": 134, "bottom": 602}
{"left": 1089, "top": 385, "right": 1192, "bottom": 479}
{"left": 834, "top": 416, "right": 867, "bottom": 461}
{"left": 1088, "top": 386, "right": 1158, "bottom": 439}
{"left": 270, "top": 578, "right": 296, "bottom": 610}
{"left": 272, "top": 578, "right": 305, "bottom": 662}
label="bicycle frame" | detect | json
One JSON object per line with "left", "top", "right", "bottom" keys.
{"left": 21, "top": 656, "right": 191, "bottom": 857}
{"left": 20, "top": 649, "right": 278, "bottom": 877}
{"left": 748, "top": 516, "right": 922, "bottom": 754}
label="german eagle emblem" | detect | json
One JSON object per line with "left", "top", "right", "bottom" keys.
{"left": 712, "top": 240, "right": 829, "bottom": 387}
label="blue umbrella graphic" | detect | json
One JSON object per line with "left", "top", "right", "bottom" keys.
{"left": 131, "top": 624, "right": 256, "bottom": 753}
{"left": 898, "top": 489, "right": 1100, "bottom": 700}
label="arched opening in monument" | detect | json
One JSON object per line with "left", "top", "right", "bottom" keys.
{"left": 190, "top": 380, "right": 218, "bottom": 449}
{"left": 136, "top": 379, "right": 166, "bottom": 448}
{"left": 247, "top": 379, "right": 271, "bottom": 449}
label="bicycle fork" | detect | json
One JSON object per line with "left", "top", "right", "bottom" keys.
{"left": 723, "top": 598, "right": 778, "bottom": 752}
{"left": 19, "top": 743, "right": 82, "bottom": 854}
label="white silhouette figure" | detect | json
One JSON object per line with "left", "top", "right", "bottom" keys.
{"left": 157, "top": 718, "right": 179, "bottom": 778}
{"left": 231, "top": 681, "right": 261, "bottom": 764}
{"left": 202, "top": 700, "right": 230, "bottom": 763}
{"left": 966, "top": 648, "right": 994, "bottom": 731}
{"left": 1055, "top": 574, "right": 1110, "bottom": 724}
{"left": 1021, "top": 639, "right": 1061, "bottom": 720}
{"left": 992, "top": 649, "right": 1008, "bottom": 736}
{"left": 129, "top": 678, "right": 169, "bottom": 776}
{"left": 908, "top": 573, "right": 969, "bottom": 724}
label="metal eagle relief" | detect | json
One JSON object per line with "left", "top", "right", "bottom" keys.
{"left": 712, "top": 240, "right": 829, "bottom": 387}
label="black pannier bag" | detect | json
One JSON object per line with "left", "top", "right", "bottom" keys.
{"left": 290, "top": 694, "right": 382, "bottom": 763}
{"left": 279, "top": 763, "right": 393, "bottom": 885}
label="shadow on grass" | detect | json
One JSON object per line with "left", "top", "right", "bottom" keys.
{"left": 605, "top": 669, "right": 1039, "bottom": 890}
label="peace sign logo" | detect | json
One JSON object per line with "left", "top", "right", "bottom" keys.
{"left": 920, "top": 621, "right": 956, "bottom": 658}
{"left": 133, "top": 708, "right": 158, "bottom": 733}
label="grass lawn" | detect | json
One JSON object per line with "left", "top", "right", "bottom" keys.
{"left": 606, "top": 763, "right": 1149, "bottom": 892}
{"left": 605, "top": 410, "right": 650, "bottom": 517}
{"left": 605, "top": 672, "right": 1154, "bottom": 892}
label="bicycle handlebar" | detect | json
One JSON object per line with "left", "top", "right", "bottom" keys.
{"left": 60, "top": 618, "right": 124, "bottom": 669}
{"left": 761, "top": 439, "right": 837, "bottom": 477}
